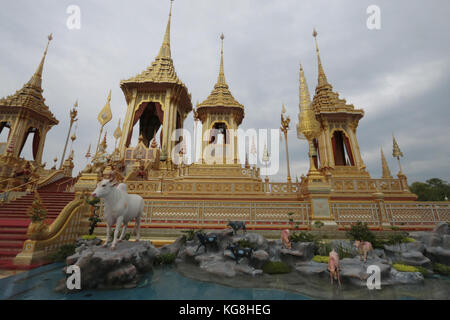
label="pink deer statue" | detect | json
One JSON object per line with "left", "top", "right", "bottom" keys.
{"left": 281, "top": 229, "right": 291, "bottom": 249}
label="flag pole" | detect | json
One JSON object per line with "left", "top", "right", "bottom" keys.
{"left": 95, "top": 124, "right": 104, "bottom": 154}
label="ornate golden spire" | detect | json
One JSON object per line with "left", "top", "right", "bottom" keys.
{"left": 158, "top": 0, "right": 173, "bottom": 58}
{"left": 0, "top": 34, "right": 57, "bottom": 125}
{"left": 380, "top": 147, "right": 392, "bottom": 178}
{"left": 310, "top": 29, "right": 363, "bottom": 117}
{"left": 28, "top": 33, "right": 53, "bottom": 89}
{"left": 217, "top": 33, "right": 226, "bottom": 85}
{"left": 197, "top": 33, "right": 244, "bottom": 112}
{"left": 120, "top": 0, "right": 190, "bottom": 98}
{"left": 312, "top": 29, "right": 329, "bottom": 87}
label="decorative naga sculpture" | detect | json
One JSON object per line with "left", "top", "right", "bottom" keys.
{"left": 26, "top": 192, "right": 50, "bottom": 240}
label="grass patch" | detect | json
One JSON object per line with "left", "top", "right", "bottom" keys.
{"left": 432, "top": 263, "right": 450, "bottom": 276}
{"left": 392, "top": 263, "right": 420, "bottom": 273}
{"left": 81, "top": 234, "right": 97, "bottom": 240}
{"left": 262, "top": 261, "right": 291, "bottom": 274}
{"left": 312, "top": 255, "right": 329, "bottom": 264}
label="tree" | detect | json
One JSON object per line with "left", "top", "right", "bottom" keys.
{"left": 409, "top": 178, "right": 450, "bottom": 201}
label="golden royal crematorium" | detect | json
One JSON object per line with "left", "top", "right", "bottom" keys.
{"left": 0, "top": 3, "right": 448, "bottom": 267}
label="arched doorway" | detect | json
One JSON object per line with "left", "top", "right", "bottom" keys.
{"left": 19, "top": 127, "right": 41, "bottom": 161}
{"left": 127, "top": 102, "right": 164, "bottom": 148}
{"left": 331, "top": 130, "right": 354, "bottom": 166}
{"left": 209, "top": 122, "right": 229, "bottom": 158}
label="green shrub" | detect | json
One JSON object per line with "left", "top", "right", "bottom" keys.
{"left": 385, "top": 232, "right": 411, "bottom": 245}
{"left": 346, "top": 222, "right": 376, "bottom": 243}
{"left": 313, "top": 220, "right": 324, "bottom": 229}
{"left": 181, "top": 229, "right": 204, "bottom": 241}
{"left": 81, "top": 234, "right": 97, "bottom": 240}
{"left": 49, "top": 244, "right": 76, "bottom": 262}
{"left": 312, "top": 255, "right": 329, "bottom": 263}
{"left": 290, "top": 231, "right": 317, "bottom": 243}
{"left": 262, "top": 261, "right": 291, "bottom": 274}
{"left": 335, "top": 243, "right": 354, "bottom": 259}
{"left": 393, "top": 263, "right": 419, "bottom": 273}
{"left": 432, "top": 263, "right": 450, "bottom": 276}
{"left": 315, "top": 242, "right": 332, "bottom": 256}
{"left": 154, "top": 253, "right": 176, "bottom": 265}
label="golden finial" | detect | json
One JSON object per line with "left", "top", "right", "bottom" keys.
{"left": 158, "top": 0, "right": 173, "bottom": 58}
{"left": 29, "top": 33, "right": 53, "bottom": 88}
{"left": 312, "top": 28, "right": 329, "bottom": 86}
{"left": 217, "top": 33, "right": 226, "bottom": 85}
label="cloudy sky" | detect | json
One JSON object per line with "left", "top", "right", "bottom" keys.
{"left": 0, "top": 0, "right": 449, "bottom": 183}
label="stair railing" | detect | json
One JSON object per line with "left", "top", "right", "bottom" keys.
{"left": 0, "top": 178, "right": 41, "bottom": 204}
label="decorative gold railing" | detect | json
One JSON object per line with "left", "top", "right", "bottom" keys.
{"left": 331, "top": 201, "right": 450, "bottom": 227}
{"left": 331, "top": 178, "right": 406, "bottom": 193}
{"left": 97, "top": 200, "right": 311, "bottom": 227}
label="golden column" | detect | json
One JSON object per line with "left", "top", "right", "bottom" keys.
{"left": 280, "top": 104, "right": 291, "bottom": 183}
{"left": 59, "top": 100, "right": 78, "bottom": 169}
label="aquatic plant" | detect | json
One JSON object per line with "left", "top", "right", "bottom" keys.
{"left": 262, "top": 261, "right": 291, "bottom": 274}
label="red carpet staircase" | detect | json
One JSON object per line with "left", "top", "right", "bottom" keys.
{"left": 0, "top": 177, "right": 76, "bottom": 270}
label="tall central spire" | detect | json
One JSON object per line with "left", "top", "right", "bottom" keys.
{"left": 312, "top": 29, "right": 329, "bottom": 87}
{"left": 28, "top": 33, "right": 53, "bottom": 90}
{"left": 158, "top": 0, "right": 173, "bottom": 58}
{"left": 217, "top": 33, "right": 226, "bottom": 85}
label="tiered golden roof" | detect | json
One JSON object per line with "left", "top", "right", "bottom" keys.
{"left": 120, "top": 2, "right": 192, "bottom": 111}
{"left": 0, "top": 34, "right": 58, "bottom": 124}
{"left": 311, "top": 29, "right": 363, "bottom": 117}
{"left": 196, "top": 34, "right": 244, "bottom": 124}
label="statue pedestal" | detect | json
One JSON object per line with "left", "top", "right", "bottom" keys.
{"left": 302, "top": 171, "right": 334, "bottom": 224}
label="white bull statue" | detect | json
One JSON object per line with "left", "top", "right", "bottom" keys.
{"left": 92, "top": 179, "right": 144, "bottom": 250}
